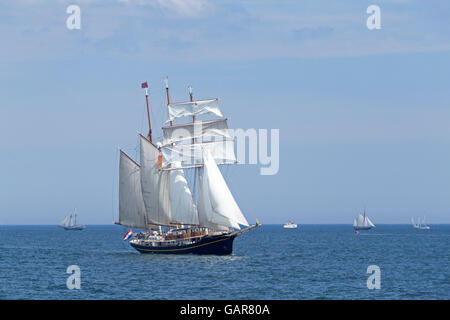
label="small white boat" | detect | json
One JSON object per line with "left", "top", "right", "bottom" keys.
{"left": 283, "top": 221, "right": 298, "bottom": 229}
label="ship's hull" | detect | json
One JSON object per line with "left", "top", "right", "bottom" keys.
{"left": 354, "top": 226, "right": 372, "bottom": 231}
{"left": 130, "top": 233, "right": 236, "bottom": 255}
{"left": 62, "top": 226, "right": 85, "bottom": 231}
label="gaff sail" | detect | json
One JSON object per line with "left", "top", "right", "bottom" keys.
{"left": 119, "top": 150, "right": 147, "bottom": 229}
{"left": 139, "top": 135, "right": 172, "bottom": 226}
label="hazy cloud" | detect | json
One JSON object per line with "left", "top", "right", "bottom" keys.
{"left": 0, "top": 1, "right": 449, "bottom": 62}
{"left": 156, "top": 0, "right": 212, "bottom": 18}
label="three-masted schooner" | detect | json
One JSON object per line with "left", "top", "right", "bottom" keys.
{"left": 116, "top": 79, "right": 260, "bottom": 254}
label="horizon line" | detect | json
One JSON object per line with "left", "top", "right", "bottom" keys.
{"left": 1, "top": 223, "right": 449, "bottom": 226}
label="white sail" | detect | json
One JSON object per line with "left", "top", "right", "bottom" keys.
{"left": 414, "top": 216, "right": 430, "bottom": 229}
{"left": 167, "top": 98, "right": 223, "bottom": 123}
{"left": 366, "top": 216, "right": 375, "bottom": 227}
{"left": 139, "top": 135, "right": 172, "bottom": 225}
{"left": 356, "top": 214, "right": 364, "bottom": 227}
{"left": 60, "top": 215, "right": 70, "bottom": 227}
{"left": 197, "top": 167, "right": 236, "bottom": 231}
{"left": 354, "top": 213, "right": 375, "bottom": 228}
{"left": 119, "top": 151, "right": 147, "bottom": 228}
{"left": 161, "top": 140, "right": 236, "bottom": 168}
{"left": 169, "top": 163, "right": 199, "bottom": 225}
{"left": 162, "top": 118, "right": 231, "bottom": 145}
{"left": 197, "top": 149, "right": 249, "bottom": 230}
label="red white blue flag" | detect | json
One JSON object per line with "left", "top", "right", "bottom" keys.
{"left": 123, "top": 229, "right": 133, "bottom": 240}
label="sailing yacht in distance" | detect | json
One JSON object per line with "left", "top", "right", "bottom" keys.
{"left": 412, "top": 217, "right": 430, "bottom": 230}
{"left": 60, "top": 209, "right": 85, "bottom": 230}
{"left": 353, "top": 209, "right": 375, "bottom": 231}
{"left": 116, "top": 79, "right": 260, "bottom": 255}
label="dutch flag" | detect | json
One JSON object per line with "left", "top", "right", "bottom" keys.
{"left": 123, "top": 229, "right": 133, "bottom": 241}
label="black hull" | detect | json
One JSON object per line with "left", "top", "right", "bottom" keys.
{"left": 354, "top": 226, "right": 372, "bottom": 231}
{"left": 130, "top": 233, "right": 236, "bottom": 255}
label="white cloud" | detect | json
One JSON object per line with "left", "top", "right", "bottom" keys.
{"left": 155, "top": 0, "right": 212, "bottom": 18}
{"left": 0, "top": 0, "right": 449, "bottom": 62}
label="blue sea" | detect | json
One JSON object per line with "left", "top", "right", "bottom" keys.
{"left": 0, "top": 225, "right": 448, "bottom": 300}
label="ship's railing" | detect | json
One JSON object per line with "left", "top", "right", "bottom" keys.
{"left": 133, "top": 234, "right": 204, "bottom": 246}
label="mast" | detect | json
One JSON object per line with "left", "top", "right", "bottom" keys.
{"left": 164, "top": 77, "right": 173, "bottom": 127}
{"left": 142, "top": 82, "right": 153, "bottom": 142}
{"left": 189, "top": 85, "right": 195, "bottom": 126}
{"left": 189, "top": 85, "right": 198, "bottom": 206}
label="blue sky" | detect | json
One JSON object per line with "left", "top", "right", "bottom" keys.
{"left": 0, "top": 0, "right": 449, "bottom": 224}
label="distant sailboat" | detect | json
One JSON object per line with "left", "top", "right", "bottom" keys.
{"left": 353, "top": 209, "right": 375, "bottom": 231}
{"left": 411, "top": 216, "right": 430, "bottom": 230}
{"left": 60, "top": 209, "right": 85, "bottom": 230}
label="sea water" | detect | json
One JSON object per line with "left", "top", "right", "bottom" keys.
{"left": 0, "top": 224, "right": 448, "bottom": 299}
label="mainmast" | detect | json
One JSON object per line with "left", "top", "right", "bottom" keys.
{"left": 141, "top": 81, "right": 153, "bottom": 142}
{"left": 189, "top": 85, "right": 195, "bottom": 122}
{"left": 189, "top": 85, "right": 198, "bottom": 203}
{"left": 188, "top": 85, "right": 196, "bottom": 143}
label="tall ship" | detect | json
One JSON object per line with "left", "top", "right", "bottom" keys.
{"left": 353, "top": 209, "right": 375, "bottom": 231}
{"left": 60, "top": 209, "right": 85, "bottom": 231}
{"left": 411, "top": 217, "right": 430, "bottom": 230}
{"left": 116, "top": 79, "right": 260, "bottom": 255}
